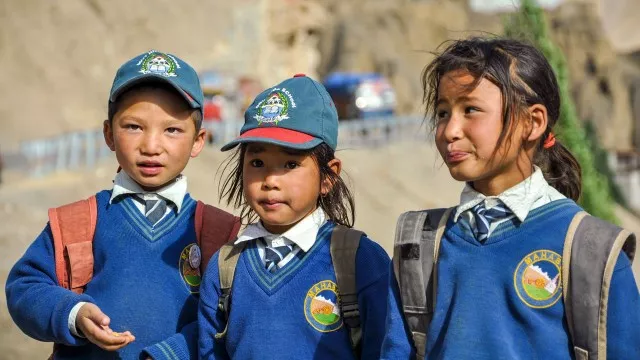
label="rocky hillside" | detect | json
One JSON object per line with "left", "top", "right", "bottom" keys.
{"left": 1, "top": 0, "right": 638, "bottom": 150}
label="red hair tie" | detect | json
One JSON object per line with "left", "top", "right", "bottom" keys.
{"left": 543, "top": 132, "right": 556, "bottom": 149}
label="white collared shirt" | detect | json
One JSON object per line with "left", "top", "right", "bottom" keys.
{"left": 234, "top": 207, "right": 327, "bottom": 268}
{"left": 109, "top": 170, "right": 188, "bottom": 221}
{"left": 69, "top": 170, "right": 188, "bottom": 337}
{"left": 454, "top": 167, "right": 566, "bottom": 238}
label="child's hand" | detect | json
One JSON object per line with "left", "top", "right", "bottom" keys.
{"left": 76, "top": 303, "right": 135, "bottom": 351}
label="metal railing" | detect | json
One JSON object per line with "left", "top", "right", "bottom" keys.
{"left": 12, "top": 116, "right": 427, "bottom": 178}
{"left": 17, "top": 129, "right": 111, "bottom": 177}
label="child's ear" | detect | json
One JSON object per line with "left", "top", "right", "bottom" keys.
{"left": 103, "top": 120, "right": 116, "bottom": 151}
{"left": 320, "top": 158, "right": 342, "bottom": 196}
{"left": 191, "top": 128, "right": 207, "bottom": 158}
{"left": 526, "top": 104, "right": 548, "bottom": 142}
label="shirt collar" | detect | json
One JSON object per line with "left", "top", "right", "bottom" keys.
{"left": 454, "top": 166, "right": 550, "bottom": 223}
{"left": 234, "top": 207, "right": 327, "bottom": 252}
{"left": 109, "top": 170, "right": 188, "bottom": 213}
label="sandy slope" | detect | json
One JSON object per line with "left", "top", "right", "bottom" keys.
{"left": 1, "top": 141, "right": 638, "bottom": 358}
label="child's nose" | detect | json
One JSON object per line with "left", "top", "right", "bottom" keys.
{"left": 262, "top": 171, "right": 281, "bottom": 190}
{"left": 442, "top": 114, "right": 464, "bottom": 142}
{"left": 140, "top": 133, "right": 162, "bottom": 155}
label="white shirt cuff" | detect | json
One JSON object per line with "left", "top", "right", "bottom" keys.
{"left": 68, "top": 301, "right": 88, "bottom": 337}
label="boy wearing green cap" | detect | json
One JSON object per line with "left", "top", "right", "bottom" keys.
{"left": 6, "top": 50, "right": 239, "bottom": 359}
{"left": 198, "top": 74, "right": 399, "bottom": 359}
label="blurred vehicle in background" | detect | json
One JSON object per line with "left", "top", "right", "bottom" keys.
{"left": 323, "top": 72, "right": 396, "bottom": 120}
{"left": 199, "top": 70, "right": 262, "bottom": 143}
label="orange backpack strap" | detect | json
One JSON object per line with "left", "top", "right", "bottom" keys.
{"left": 195, "top": 201, "right": 241, "bottom": 273}
{"left": 48, "top": 196, "right": 97, "bottom": 294}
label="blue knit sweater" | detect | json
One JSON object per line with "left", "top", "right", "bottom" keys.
{"left": 198, "top": 222, "right": 393, "bottom": 359}
{"left": 381, "top": 199, "right": 640, "bottom": 359}
{"left": 6, "top": 190, "right": 203, "bottom": 359}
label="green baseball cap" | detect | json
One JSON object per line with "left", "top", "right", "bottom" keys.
{"left": 109, "top": 50, "right": 203, "bottom": 115}
{"left": 221, "top": 74, "right": 339, "bottom": 151}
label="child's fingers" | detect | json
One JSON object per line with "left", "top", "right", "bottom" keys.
{"left": 79, "top": 318, "right": 133, "bottom": 351}
{"left": 82, "top": 303, "right": 110, "bottom": 327}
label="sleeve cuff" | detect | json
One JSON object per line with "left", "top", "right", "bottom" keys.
{"left": 143, "top": 339, "right": 190, "bottom": 360}
{"left": 68, "top": 301, "right": 88, "bottom": 338}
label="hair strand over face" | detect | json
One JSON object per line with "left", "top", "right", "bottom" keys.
{"left": 218, "top": 143, "right": 355, "bottom": 227}
{"left": 422, "top": 37, "right": 581, "bottom": 200}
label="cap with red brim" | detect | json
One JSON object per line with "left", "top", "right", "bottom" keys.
{"left": 221, "top": 74, "right": 338, "bottom": 152}
{"left": 220, "top": 127, "right": 323, "bottom": 151}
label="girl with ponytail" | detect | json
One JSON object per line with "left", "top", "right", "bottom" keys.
{"left": 380, "top": 37, "right": 640, "bottom": 359}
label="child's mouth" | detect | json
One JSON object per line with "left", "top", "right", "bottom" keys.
{"left": 446, "top": 151, "right": 469, "bottom": 163}
{"left": 138, "top": 162, "right": 163, "bottom": 176}
{"left": 259, "top": 200, "right": 285, "bottom": 210}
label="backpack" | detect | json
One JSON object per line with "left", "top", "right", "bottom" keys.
{"left": 212, "top": 224, "right": 365, "bottom": 357}
{"left": 48, "top": 195, "right": 241, "bottom": 293}
{"left": 393, "top": 208, "right": 637, "bottom": 360}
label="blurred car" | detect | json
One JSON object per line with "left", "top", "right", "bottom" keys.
{"left": 323, "top": 72, "right": 396, "bottom": 120}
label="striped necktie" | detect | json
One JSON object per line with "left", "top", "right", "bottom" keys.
{"left": 145, "top": 198, "right": 167, "bottom": 225}
{"left": 263, "top": 238, "right": 294, "bottom": 273}
{"left": 471, "top": 201, "right": 512, "bottom": 242}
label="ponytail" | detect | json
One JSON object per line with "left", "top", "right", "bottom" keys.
{"left": 534, "top": 131, "right": 582, "bottom": 201}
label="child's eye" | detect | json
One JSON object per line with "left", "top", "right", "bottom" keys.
{"left": 436, "top": 109, "right": 449, "bottom": 121}
{"left": 284, "top": 161, "right": 299, "bottom": 170}
{"left": 465, "top": 106, "right": 479, "bottom": 114}
{"left": 250, "top": 159, "right": 264, "bottom": 167}
{"left": 125, "top": 124, "right": 141, "bottom": 131}
{"left": 166, "top": 127, "right": 182, "bottom": 134}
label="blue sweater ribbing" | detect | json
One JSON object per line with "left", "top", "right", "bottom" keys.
{"left": 198, "top": 222, "right": 394, "bottom": 360}
{"left": 381, "top": 199, "right": 640, "bottom": 359}
{"left": 6, "top": 190, "right": 203, "bottom": 359}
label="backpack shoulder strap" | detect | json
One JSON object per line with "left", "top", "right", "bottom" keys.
{"left": 194, "top": 201, "right": 241, "bottom": 274}
{"left": 392, "top": 207, "right": 453, "bottom": 359}
{"left": 48, "top": 195, "right": 97, "bottom": 294}
{"left": 562, "top": 211, "right": 636, "bottom": 360}
{"left": 214, "top": 241, "right": 246, "bottom": 340}
{"left": 330, "top": 224, "right": 364, "bottom": 357}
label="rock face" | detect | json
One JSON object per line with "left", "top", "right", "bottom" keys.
{"left": 548, "top": 1, "right": 639, "bottom": 151}
{"left": 314, "top": 0, "right": 472, "bottom": 114}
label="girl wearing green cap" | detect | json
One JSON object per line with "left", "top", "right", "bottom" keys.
{"left": 198, "top": 74, "right": 401, "bottom": 359}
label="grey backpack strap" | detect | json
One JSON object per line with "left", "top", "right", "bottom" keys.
{"left": 214, "top": 241, "right": 246, "bottom": 340}
{"left": 393, "top": 208, "right": 452, "bottom": 359}
{"left": 562, "top": 211, "right": 637, "bottom": 360}
{"left": 330, "top": 225, "right": 364, "bottom": 357}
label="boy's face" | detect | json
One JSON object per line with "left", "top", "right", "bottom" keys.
{"left": 104, "top": 88, "right": 205, "bottom": 191}
{"left": 242, "top": 143, "right": 321, "bottom": 234}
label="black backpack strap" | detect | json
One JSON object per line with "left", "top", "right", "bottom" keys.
{"left": 214, "top": 241, "right": 246, "bottom": 340}
{"left": 562, "top": 211, "right": 636, "bottom": 360}
{"left": 392, "top": 208, "right": 452, "bottom": 359}
{"left": 330, "top": 225, "right": 364, "bottom": 357}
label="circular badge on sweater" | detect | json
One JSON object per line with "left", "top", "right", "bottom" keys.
{"left": 514, "top": 250, "right": 562, "bottom": 309}
{"left": 304, "top": 280, "right": 343, "bottom": 332}
{"left": 179, "top": 243, "right": 201, "bottom": 294}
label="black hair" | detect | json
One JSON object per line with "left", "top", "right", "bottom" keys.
{"left": 422, "top": 37, "right": 581, "bottom": 201}
{"left": 107, "top": 81, "right": 203, "bottom": 131}
{"left": 219, "top": 142, "right": 355, "bottom": 227}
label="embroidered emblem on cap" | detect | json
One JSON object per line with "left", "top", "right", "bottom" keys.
{"left": 179, "top": 243, "right": 201, "bottom": 293}
{"left": 254, "top": 88, "right": 296, "bottom": 125}
{"left": 514, "top": 250, "right": 562, "bottom": 309}
{"left": 304, "top": 280, "right": 343, "bottom": 332}
{"left": 137, "top": 51, "right": 180, "bottom": 77}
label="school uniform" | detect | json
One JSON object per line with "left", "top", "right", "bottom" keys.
{"left": 6, "top": 171, "right": 203, "bottom": 359}
{"left": 198, "top": 208, "right": 394, "bottom": 360}
{"left": 381, "top": 167, "right": 640, "bottom": 359}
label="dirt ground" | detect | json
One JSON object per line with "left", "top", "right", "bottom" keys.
{"left": 1, "top": 141, "right": 639, "bottom": 359}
